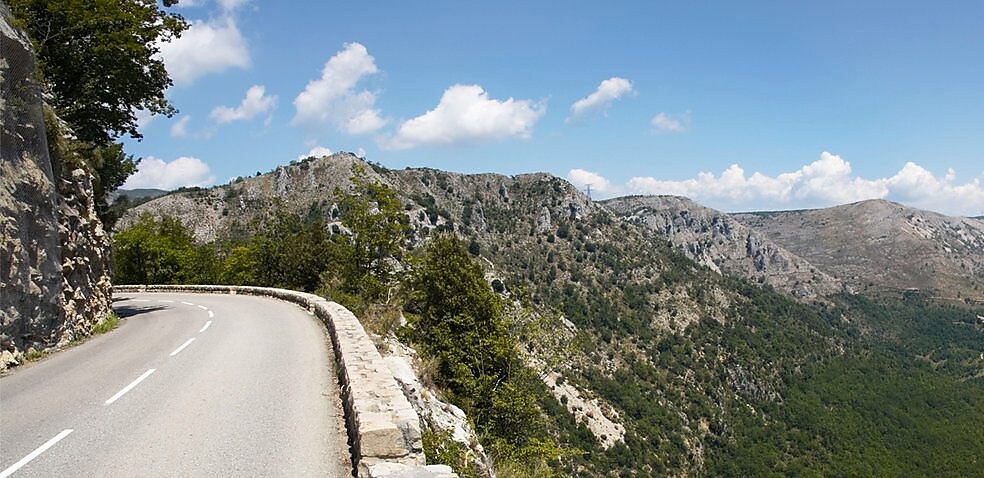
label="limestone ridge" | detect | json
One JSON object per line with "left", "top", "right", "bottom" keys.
{"left": 734, "top": 199, "right": 984, "bottom": 302}
{"left": 603, "top": 195, "right": 843, "bottom": 301}
{"left": 1, "top": 5, "right": 112, "bottom": 369}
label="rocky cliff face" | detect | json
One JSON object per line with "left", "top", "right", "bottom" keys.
{"left": 734, "top": 199, "right": 984, "bottom": 302}
{"left": 57, "top": 168, "right": 113, "bottom": 344}
{"left": 0, "top": 6, "right": 112, "bottom": 369}
{"left": 603, "top": 195, "right": 843, "bottom": 301}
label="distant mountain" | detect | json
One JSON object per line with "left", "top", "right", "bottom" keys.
{"left": 119, "top": 154, "right": 984, "bottom": 477}
{"left": 734, "top": 199, "right": 984, "bottom": 302}
{"left": 109, "top": 188, "right": 167, "bottom": 204}
{"left": 603, "top": 195, "right": 843, "bottom": 300}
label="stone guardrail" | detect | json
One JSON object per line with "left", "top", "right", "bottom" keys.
{"left": 114, "top": 284, "right": 456, "bottom": 478}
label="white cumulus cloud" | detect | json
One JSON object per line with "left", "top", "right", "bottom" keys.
{"left": 297, "top": 145, "right": 333, "bottom": 160}
{"left": 211, "top": 85, "right": 277, "bottom": 123}
{"left": 382, "top": 84, "right": 545, "bottom": 150}
{"left": 218, "top": 0, "right": 247, "bottom": 11}
{"left": 158, "top": 18, "right": 250, "bottom": 86}
{"left": 124, "top": 156, "right": 216, "bottom": 190}
{"left": 567, "top": 77, "right": 634, "bottom": 122}
{"left": 177, "top": 0, "right": 246, "bottom": 12}
{"left": 134, "top": 108, "right": 155, "bottom": 132}
{"left": 567, "top": 168, "right": 613, "bottom": 194}
{"left": 622, "top": 152, "right": 984, "bottom": 216}
{"left": 651, "top": 112, "right": 689, "bottom": 133}
{"left": 170, "top": 116, "right": 191, "bottom": 138}
{"left": 292, "top": 43, "right": 386, "bottom": 134}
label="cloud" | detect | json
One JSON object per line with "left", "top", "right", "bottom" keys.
{"left": 567, "top": 77, "right": 634, "bottom": 122}
{"left": 382, "top": 84, "right": 545, "bottom": 150}
{"left": 297, "top": 145, "right": 333, "bottom": 160}
{"left": 622, "top": 151, "right": 984, "bottom": 216}
{"left": 176, "top": 0, "right": 246, "bottom": 13}
{"left": 651, "top": 112, "right": 689, "bottom": 133}
{"left": 123, "top": 156, "right": 215, "bottom": 190}
{"left": 135, "top": 109, "right": 155, "bottom": 131}
{"left": 211, "top": 85, "right": 277, "bottom": 123}
{"left": 170, "top": 116, "right": 191, "bottom": 138}
{"left": 567, "top": 168, "right": 613, "bottom": 194}
{"left": 158, "top": 18, "right": 249, "bottom": 86}
{"left": 292, "top": 43, "right": 386, "bottom": 134}
{"left": 217, "top": 0, "right": 247, "bottom": 11}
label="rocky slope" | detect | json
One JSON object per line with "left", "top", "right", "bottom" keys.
{"left": 1, "top": 5, "right": 112, "bottom": 369}
{"left": 734, "top": 199, "right": 984, "bottom": 303}
{"left": 122, "top": 153, "right": 858, "bottom": 475}
{"left": 603, "top": 195, "right": 843, "bottom": 300}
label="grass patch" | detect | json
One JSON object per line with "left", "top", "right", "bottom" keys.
{"left": 422, "top": 429, "right": 481, "bottom": 478}
{"left": 24, "top": 348, "right": 44, "bottom": 362}
{"left": 91, "top": 312, "right": 120, "bottom": 335}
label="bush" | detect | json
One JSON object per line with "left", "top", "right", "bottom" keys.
{"left": 402, "top": 235, "right": 562, "bottom": 475}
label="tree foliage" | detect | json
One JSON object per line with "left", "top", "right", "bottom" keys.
{"left": 9, "top": 0, "right": 188, "bottom": 145}
{"left": 251, "top": 209, "right": 332, "bottom": 292}
{"left": 326, "top": 178, "right": 410, "bottom": 301}
{"left": 403, "top": 236, "right": 561, "bottom": 473}
{"left": 113, "top": 213, "right": 214, "bottom": 284}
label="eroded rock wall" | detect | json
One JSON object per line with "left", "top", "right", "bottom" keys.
{"left": 1, "top": 4, "right": 65, "bottom": 367}
{"left": 58, "top": 168, "right": 113, "bottom": 344}
{"left": 1, "top": 4, "right": 112, "bottom": 368}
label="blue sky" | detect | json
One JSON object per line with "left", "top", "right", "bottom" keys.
{"left": 123, "top": 0, "right": 984, "bottom": 216}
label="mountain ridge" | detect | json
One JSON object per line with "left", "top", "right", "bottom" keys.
{"left": 117, "top": 152, "right": 984, "bottom": 476}
{"left": 734, "top": 199, "right": 984, "bottom": 303}
{"left": 602, "top": 195, "right": 844, "bottom": 301}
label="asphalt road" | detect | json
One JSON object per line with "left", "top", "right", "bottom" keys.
{"left": 0, "top": 292, "right": 351, "bottom": 477}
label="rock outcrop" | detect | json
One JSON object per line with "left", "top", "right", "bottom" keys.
{"left": 1, "top": 4, "right": 112, "bottom": 369}
{"left": 604, "top": 195, "right": 843, "bottom": 300}
{"left": 57, "top": 168, "right": 113, "bottom": 344}
{"left": 734, "top": 199, "right": 984, "bottom": 302}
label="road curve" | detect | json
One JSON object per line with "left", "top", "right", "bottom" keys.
{"left": 0, "top": 292, "right": 351, "bottom": 477}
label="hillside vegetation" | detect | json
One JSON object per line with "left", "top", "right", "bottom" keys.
{"left": 115, "top": 153, "right": 984, "bottom": 477}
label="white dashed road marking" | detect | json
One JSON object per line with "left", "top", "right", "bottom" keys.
{"left": 0, "top": 429, "right": 74, "bottom": 478}
{"left": 105, "top": 369, "right": 156, "bottom": 405}
{"left": 199, "top": 321, "right": 212, "bottom": 333}
{"left": 169, "top": 338, "right": 195, "bottom": 357}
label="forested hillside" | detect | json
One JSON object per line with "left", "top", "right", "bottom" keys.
{"left": 116, "top": 153, "right": 984, "bottom": 477}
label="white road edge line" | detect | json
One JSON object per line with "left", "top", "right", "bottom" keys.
{"left": 180, "top": 301, "right": 194, "bottom": 306}
{"left": 105, "top": 369, "right": 156, "bottom": 405}
{"left": 131, "top": 299, "right": 150, "bottom": 302}
{"left": 199, "top": 321, "right": 212, "bottom": 333}
{"left": 169, "top": 338, "right": 195, "bottom": 357}
{"left": 207, "top": 310, "right": 214, "bottom": 318}
{"left": 159, "top": 300, "right": 174, "bottom": 303}
{"left": 0, "top": 429, "right": 74, "bottom": 478}
{"left": 197, "top": 305, "right": 208, "bottom": 310}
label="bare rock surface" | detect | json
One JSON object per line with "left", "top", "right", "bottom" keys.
{"left": 1, "top": 6, "right": 112, "bottom": 368}
{"left": 604, "top": 195, "right": 843, "bottom": 300}
{"left": 734, "top": 199, "right": 984, "bottom": 302}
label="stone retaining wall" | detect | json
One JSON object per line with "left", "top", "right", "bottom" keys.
{"left": 114, "top": 284, "right": 456, "bottom": 478}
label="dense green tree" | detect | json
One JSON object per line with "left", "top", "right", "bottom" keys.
{"left": 403, "top": 236, "right": 554, "bottom": 465}
{"left": 252, "top": 209, "right": 332, "bottom": 292}
{"left": 8, "top": 0, "right": 188, "bottom": 145}
{"left": 328, "top": 178, "right": 410, "bottom": 300}
{"left": 113, "top": 213, "right": 214, "bottom": 284}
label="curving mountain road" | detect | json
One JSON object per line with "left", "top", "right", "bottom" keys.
{"left": 0, "top": 293, "right": 351, "bottom": 477}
